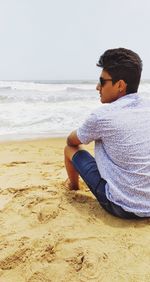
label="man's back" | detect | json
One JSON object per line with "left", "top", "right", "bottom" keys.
{"left": 77, "top": 93, "right": 150, "bottom": 216}
{"left": 96, "top": 93, "right": 150, "bottom": 216}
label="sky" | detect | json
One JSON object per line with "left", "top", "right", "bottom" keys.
{"left": 0, "top": 0, "right": 150, "bottom": 80}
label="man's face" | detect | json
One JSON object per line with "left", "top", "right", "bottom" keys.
{"left": 96, "top": 70, "right": 121, "bottom": 103}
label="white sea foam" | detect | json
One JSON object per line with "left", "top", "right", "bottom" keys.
{"left": 0, "top": 80, "right": 95, "bottom": 92}
{"left": 0, "top": 80, "right": 149, "bottom": 141}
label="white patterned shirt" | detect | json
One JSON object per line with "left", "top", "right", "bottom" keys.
{"left": 77, "top": 93, "right": 150, "bottom": 217}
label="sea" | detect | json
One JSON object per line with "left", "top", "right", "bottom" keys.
{"left": 0, "top": 79, "right": 150, "bottom": 141}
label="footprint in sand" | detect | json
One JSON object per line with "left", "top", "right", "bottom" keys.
{"left": 36, "top": 202, "right": 61, "bottom": 223}
{"left": 40, "top": 244, "right": 55, "bottom": 262}
{"left": 80, "top": 251, "right": 110, "bottom": 282}
{"left": 0, "top": 245, "right": 31, "bottom": 270}
{"left": 13, "top": 188, "right": 62, "bottom": 223}
{"left": 66, "top": 250, "right": 85, "bottom": 272}
{"left": 64, "top": 249, "right": 108, "bottom": 282}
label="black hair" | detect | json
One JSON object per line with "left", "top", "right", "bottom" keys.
{"left": 97, "top": 48, "right": 142, "bottom": 94}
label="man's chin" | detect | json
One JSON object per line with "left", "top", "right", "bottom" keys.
{"left": 100, "top": 96, "right": 105, "bottom": 103}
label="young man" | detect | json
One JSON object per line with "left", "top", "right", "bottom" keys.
{"left": 64, "top": 48, "right": 150, "bottom": 219}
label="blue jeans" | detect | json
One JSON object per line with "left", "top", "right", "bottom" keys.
{"left": 72, "top": 150, "right": 140, "bottom": 219}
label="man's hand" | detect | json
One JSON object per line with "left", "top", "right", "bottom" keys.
{"left": 67, "top": 130, "right": 82, "bottom": 147}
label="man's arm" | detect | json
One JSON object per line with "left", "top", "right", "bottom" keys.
{"left": 67, "top": 130, "right": 82, "bottom": 146}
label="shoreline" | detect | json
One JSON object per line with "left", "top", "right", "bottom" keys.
{"left": 0, "top": 135, "right": 68, "bottom": 144}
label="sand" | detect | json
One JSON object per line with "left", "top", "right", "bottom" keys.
{"left": 0, "top": 137, "right": 150, "bottom": 282}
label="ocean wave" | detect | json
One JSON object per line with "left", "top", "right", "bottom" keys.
{"left": 0, "top": 90, "right": 97, "bottom": 103}
{"left": 0, "top": 80, "right": 95, "bottom": 92}
{"left": 0, "top": 80, "right": 149, "bottom": 141}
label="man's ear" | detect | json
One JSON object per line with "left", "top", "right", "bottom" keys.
{"left": 118, "top": 80, "right": 127, "bottom": 93}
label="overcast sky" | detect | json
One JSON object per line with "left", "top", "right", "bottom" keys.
{"left": 0, "top": 0, "right": 150, "bottom": 80}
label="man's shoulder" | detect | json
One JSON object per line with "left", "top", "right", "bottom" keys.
{"left": 93, "top": 98, "right": 125, "bottom": 117}
{"left": 89, "top": 93, "right": 149, "bottom": 120}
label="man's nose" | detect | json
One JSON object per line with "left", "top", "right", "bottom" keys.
{"left": 96, "top": 83, "right": 101, "bottom": 91}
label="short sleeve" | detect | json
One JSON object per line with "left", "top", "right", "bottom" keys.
{"left": 77, "top": 112, "right": 102, "bottom": 144}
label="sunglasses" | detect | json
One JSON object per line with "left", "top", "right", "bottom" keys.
{"left": 99, "top": 77, "right": 112, "bottom": 87}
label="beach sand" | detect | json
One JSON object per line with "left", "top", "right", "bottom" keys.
{"left": 0, "top": 138, "right": 150, "bottom": 282}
